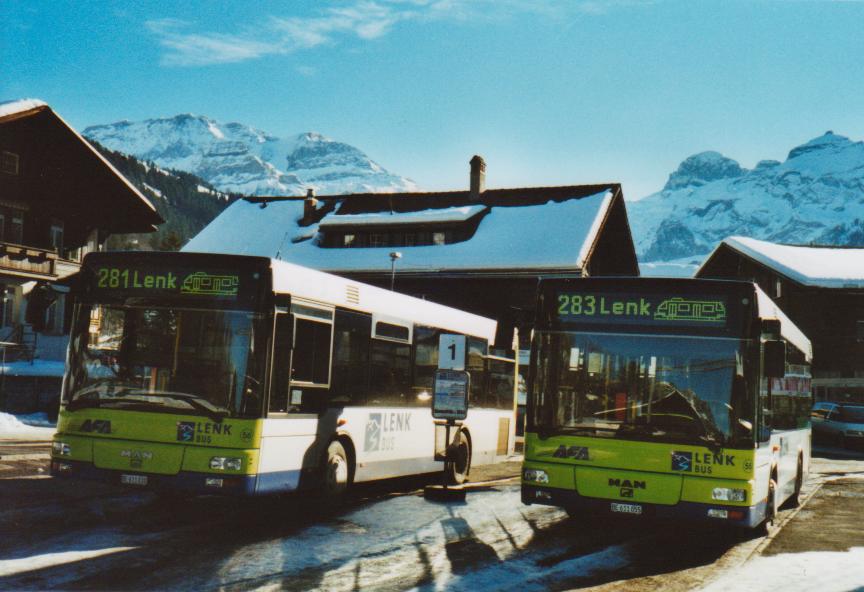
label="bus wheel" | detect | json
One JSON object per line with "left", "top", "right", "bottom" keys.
{"left": 322, "top": 440, "right": 350, "bottom": 498}
{"left": 445, "top": 433, "right": 471, "bottom": 485}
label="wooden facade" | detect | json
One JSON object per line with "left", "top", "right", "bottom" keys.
{"left": 0, "top": 100, "right": 162, "bottom": 350}
{"left": 697, "top": 241, "right": 864, "bottom": 403}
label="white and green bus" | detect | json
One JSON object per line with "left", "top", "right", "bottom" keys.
{"left": 51, "top": 252, "right": 517, "bottom": 496}
{"left": 522, "top": 278, "right": 812, "bottom": 529}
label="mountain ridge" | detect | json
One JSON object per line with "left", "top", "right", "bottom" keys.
{"left": 84, "top": 114, "right": 417, "bottom": 197}
{"left": 630, "top": 131, "right": 864, "bottom": 269}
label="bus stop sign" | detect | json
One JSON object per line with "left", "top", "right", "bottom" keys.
{"left": 432, "top": 369, "right": 470, "bottom": 421}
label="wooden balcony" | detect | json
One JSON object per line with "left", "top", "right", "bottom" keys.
{"left": 0, "top": 242, "right": 80, "bottom": 281}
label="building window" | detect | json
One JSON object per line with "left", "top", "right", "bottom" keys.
{"left": 857, "top": 320, "right": 864, "bottom": 342}
{"left": 1, "top": 152, "right": 19, "bottom": 175}
{"left": 50, "top": 220, "right": 64, "bottom": 253}
{"left": 433, "top": 232, "right": 446, "bottom": 245}
{"left": 369, "top": 233, "right": 386, "bottom": 247}
{"left": 0, "top": 286, "right": 14, "bottom": 327}
{"left": 9, "top": 215, "right": 23, "bottom": 244}
{"left": 343, "top": 233, "right": 356, "bottom": 247}
{"left": 775, "top": 279, "right": 782, "bottom": 299}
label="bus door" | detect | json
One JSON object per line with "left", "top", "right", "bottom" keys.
{"left": 485, "top": 353, "right": 518, "bottom": 456}
{"left": 287, "top": 301, "right": 334, "bottom": 414}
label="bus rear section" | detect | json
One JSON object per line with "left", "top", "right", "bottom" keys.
{"left": 522, "top": 278, "right": 812, "bottom": 529}
{"left": 52, "top": 252, "right": 519, "bottom": 496}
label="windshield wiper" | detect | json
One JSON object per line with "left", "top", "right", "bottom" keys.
{"left": 124, "top": 391, "right": 230, "bottom": 423}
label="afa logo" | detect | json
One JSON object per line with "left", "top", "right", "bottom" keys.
{"left": 78, "top": 419, "right": 111, "bottom": 434}
{"left": 671, "top": 451, "right": 692, "bottom": 472}
{"left": 364, "top": 414, "right": 382, "bottom": 452}
{"left": 176, "top": 421, "right": 195, "bottom": 442}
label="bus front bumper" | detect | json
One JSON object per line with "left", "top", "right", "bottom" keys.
{"left": 50, "top": 458, "right": 259, "bottom": 496}
{"left": 522, "top": 484, "right": 766, "bottom": 528}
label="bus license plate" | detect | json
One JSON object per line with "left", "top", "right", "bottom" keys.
{"left": 121, "top": 474, "right": 148, "bottom": 486}
{"left": 611, "top": 502, "right": 642, "bottom": 515}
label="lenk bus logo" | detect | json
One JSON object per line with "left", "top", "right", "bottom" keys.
{"left": 78, "top": 419, "right": 112, "bottom": 434}
{"left": 608, "top": 478, "right": 646, "bottom": 498}
{"left": 671, "top": 450, "right": 736, "bottom": 474}
{"left": 654, "top": 298, "right": 726, "bottom": 323}
{"left": 180, "top": 272, "right": 239, "bottom": 297}
{"left": 364, "top": 412, "right": 411, "bottom": 452}
{"left": 177, "top": 421, "right": 195, "bottom": 442}
{"left": 176, "top": 421, "right": 233, "bottom": 444}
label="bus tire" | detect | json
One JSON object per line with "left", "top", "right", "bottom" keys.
{"left": 445, "top": 432, "right": 471, "bottom": 485}
{"left": 322, "top": 440, "right": 350, "bottom": 498}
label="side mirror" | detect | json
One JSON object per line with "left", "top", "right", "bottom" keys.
{"left": 764, "top": 340, "right": 786, "bottom": 378}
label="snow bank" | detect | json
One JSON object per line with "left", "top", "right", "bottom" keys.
{"left": 0, "top": 411, "right": 54, "bottom": 436}
{"left": 700, "top": 547, "right": 864, "bottom": 592}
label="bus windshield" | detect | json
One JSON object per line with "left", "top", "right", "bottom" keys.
{"left": 65, "top": 304, "right": 268, "bottom": 419}
{"left": 531, "top": 332, "right": 753, "bottom": 447}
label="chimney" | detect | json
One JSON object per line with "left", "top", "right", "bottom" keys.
{"left": 469, "top": 155, "right": 486, "bottom": 200}
{"left": 304, "top": 188, "right": 318, "bottom": 220}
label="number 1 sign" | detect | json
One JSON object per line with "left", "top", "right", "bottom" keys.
{"left": 438, "top": 334, "right": 466, "bottom": 370}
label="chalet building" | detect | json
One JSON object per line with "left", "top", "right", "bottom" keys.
{"left": 0, "top": 99, "right": 162, "bottom": 411}
{"left": 185, "top": 156, "right": 639, "bottom": 348}
{"left": 697, "top": 236, "right": 864, "bottom": 403}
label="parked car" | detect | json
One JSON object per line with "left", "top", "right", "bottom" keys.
{"left": 811, "top": 401, "right": 864, "bottom": 449}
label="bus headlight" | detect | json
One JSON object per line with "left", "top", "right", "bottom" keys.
{"left": 52, "top": 441, "right": 71, "bottom": 456}
{"left": 522, "top": 468, "right": 549, "bottom": 484}
{"left": 210, "top": 456, "right": 242, "bottom": 471}
{"left": 712, "top": 487, "right": 747, "bottom": 502}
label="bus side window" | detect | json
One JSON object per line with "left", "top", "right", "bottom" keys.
{"left": 369, "top": 339, "right": 411, "bottom": 406}
{"left": 291, "top": 317, "right": 332, "bottom": 385}
{"left": 330, "top": 310, "right": 371, "bottom": 406}
{"left": 412, "top": 325, "right": 440, "bottom": 406}
{"left": 467, "top": 337, "right": 487, "bottom": 407}
{"left": 269, "top": 313, "right": 292, "bottom": 413}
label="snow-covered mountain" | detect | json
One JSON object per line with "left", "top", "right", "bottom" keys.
{"left": 630, "top": 132, "right": 864, "bottom": 268}
{"left": 83, "top": 115, "right": 417, "bottom": 196}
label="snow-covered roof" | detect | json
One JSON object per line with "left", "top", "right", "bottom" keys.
{"left": 754, "top": 284, "right": 812, "bottom": 361}
{"left": 318, "top": 205, "right": 487, "bottom": 228}
{"left": 184, "top": 189, "right": 614, "bottom": 273}
{"left": 0, "top": 98, "right": 161, "bottom": 226}
{"left": 0, "top": 98, "right": 47, "bottom": 120}
{"left": 703, "top": 236, "right": 864, "bottom": 289}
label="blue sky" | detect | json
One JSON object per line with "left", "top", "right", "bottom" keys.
{"left": 4, "top": 0, "right": 864, "bottom": 199}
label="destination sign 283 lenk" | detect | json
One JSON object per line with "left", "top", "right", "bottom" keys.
{"left": 555, "top": 292, "right": 727, "bottom": 328}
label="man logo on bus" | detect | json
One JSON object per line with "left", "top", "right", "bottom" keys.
{"left": 365, "top": 414, "right": 382, "bottom": 452}
{"left": 177, "top": 421, "right": 195, "bottom": 443}
{"left": 671, "top": 451, "right": 692, "bottom": 472}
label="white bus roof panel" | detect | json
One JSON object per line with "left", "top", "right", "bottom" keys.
{"left": 269, "top": 258, "right": 496, "bottom": 342}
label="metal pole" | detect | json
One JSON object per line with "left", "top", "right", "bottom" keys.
{"left": 389, "top": 251, "right": 401, "bottom": 291}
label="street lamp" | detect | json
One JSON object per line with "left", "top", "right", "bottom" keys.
{"left": 389, "top": 251, "right": 402, "bottom": 291}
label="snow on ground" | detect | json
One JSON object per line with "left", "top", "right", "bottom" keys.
{"left": 699, "top": 547, "right": 864, "bottom": 592}
{"left": 0, "top": 412, "right": 55, "bottom": 438}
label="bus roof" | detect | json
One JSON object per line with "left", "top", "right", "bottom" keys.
{"left": 269, "top": 257, "right": 497, "bottom": 341}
